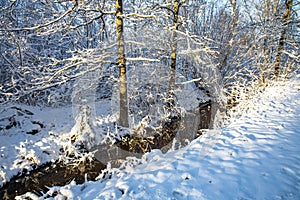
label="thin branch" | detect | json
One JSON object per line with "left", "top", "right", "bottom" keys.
{"left": 15, "top": 42, "right": 23, "bottom": 68}
{"left": 123, "top": 13, "right": 156, "bottom": 19}
{"left": 126, "top": 57, "right": 160, "bottom": 62}
{"left": 180, "top": 78, "right": 202, "bottom": 85}
{"left": 70, "top": 13, "right": 105, "bottom": 29}
{"left": 12, "top": 62, "right": 111, "bottom": 102}
{"left": 0, "top": 5, "right": 76, "bottom": 32}
{"left": 0, "top": 53, "right": 16, "bottom": 70}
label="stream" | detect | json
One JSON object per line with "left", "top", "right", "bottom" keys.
{"left": 0, "top": 102, "right": 217, "bottom": 199}
{"left": 0, "top": 160, "right": 105, "bottom": 199}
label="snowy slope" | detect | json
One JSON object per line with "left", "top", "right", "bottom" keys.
{"left": 25, "top": 79, "right": 300, "bottom": 200}
{"left": 0, "top": 99, "right": 114, "bottom": 188}
{"left": 0, "top": 105, "right": 74, "bottom": 187}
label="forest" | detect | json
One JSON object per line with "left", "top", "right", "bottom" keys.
{"left": 0, "top": 0, "right": 299, "bottom": 198}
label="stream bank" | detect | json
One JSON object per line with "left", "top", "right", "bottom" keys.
{"left": 0, "top": 102, "right": 217, "bottom": 199}
{"left": 0, "top": 160, "right": 105, "bottom": 200}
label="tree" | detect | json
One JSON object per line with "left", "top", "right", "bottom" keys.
{"left": 116, "top": 0, "right": 129, "bottom": 127}
{"left": 274, "top": 0, "right": 293, "bottom": 78}
{"left": 168, "top": 0, "right": 181, "bottom": 109}
{"left": 0, "top": 0, "right": 110, "bottom": 105}
{"left": 1, "top": 0, "right": 298, "bottom": 153}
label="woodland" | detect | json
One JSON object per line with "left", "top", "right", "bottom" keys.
{"left": 0, "top": 0, "right": 299, "bottom": 161}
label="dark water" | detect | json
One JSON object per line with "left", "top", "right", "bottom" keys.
{"left": 0, "top": 102, "right": 216, "bottom": 199}
{"left": 0, "top": 160, "right": 105, "bottom": 199}
{"left": 92, "top": 101, "right": 217, "bottom": 165}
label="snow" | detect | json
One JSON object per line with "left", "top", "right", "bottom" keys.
{"left": 0, "top": 105, "right": 74, "bottom": 187}
{"left": 0, "top": 98, "right": 117, "bottom": 188}
{"left": 1, "top": 79, "right": 300, "bottom": 199}
{"left": 15, "top": 79, "right": 298, "bottom": 199}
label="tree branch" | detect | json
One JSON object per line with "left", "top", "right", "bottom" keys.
{"left": 0, "top": 4, "right": 77, "bottom": 32}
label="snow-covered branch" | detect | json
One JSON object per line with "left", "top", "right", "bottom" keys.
{"left": 126, "top": 57, "right": 160, "bottom": 62}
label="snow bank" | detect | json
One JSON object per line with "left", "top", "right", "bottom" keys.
{"left": 32, "top": 79, "right": 300, "bottom": 200}
{"left": 0, "top": 105, "right": 74, "bottom": 187}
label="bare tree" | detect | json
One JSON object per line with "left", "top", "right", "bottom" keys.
{"left": 168, "top": 0, "right": 181, "bottom": 109}
{"left": 116, "top": 0, "right": 129, "bottom": 127}
{"left": 274, "top": 0, "right": 293, "bottom": 78}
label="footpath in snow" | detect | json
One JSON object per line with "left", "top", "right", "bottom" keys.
{"left": 28, "top": 79, "right": 300, "bottom": 200}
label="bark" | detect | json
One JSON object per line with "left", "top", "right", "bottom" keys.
{"left": 274, "top": 0, "right": 292, "bottom": 78}
{"left": 260, "top": 0, "right": 271, "bottom": 85}
{"left": 168, "top": 0, "right": 180, "bottom": 109}
{"left": 116, "top": 0, "right": 129, "bottom": 127}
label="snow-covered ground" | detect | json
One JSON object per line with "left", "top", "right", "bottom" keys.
{"left": 1, "top": 78, "right": 299, "bottom": 200}
{"left": 0, "top": 105, "right": 72, "bottom": 187}
{"left": 13, "top": 78, "right": 299, "bottom": 200}
{"left": 0, "top": 99, "right": 114, "bottom": 188}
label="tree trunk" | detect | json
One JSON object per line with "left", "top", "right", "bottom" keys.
{"left": 168, "top": 0, "right": 180, "bottom": 109}
{"left": 220, "top": 0, "right": 237, "bottom": 77}
{"left": 274, "top": 0, "right": 292, "bottom": 78}
{"left": 260, "top": 0, "right": 271, "bottom": 85}
{"left": 116, "top": 0, "right": 129, "bottom": 127}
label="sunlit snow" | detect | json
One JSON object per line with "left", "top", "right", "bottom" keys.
{"left": 7, "top": 79, "right": 298, "bottom": 199}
